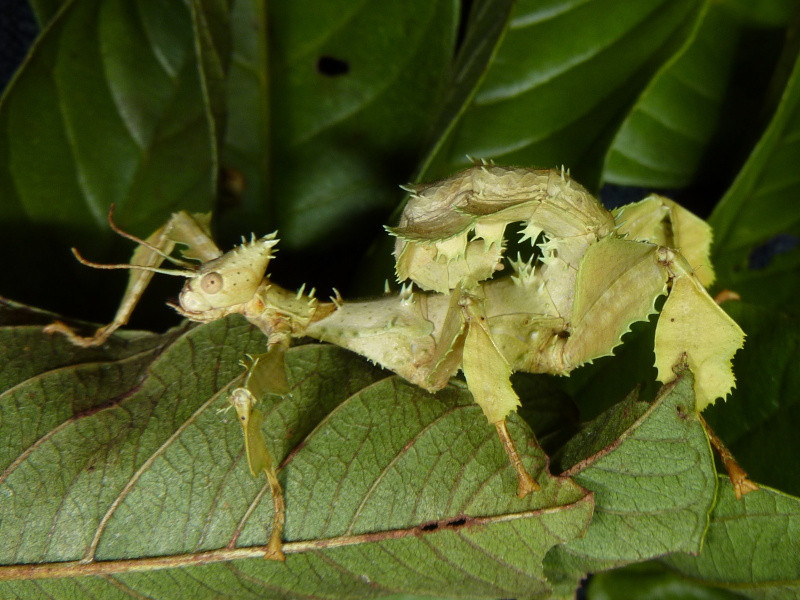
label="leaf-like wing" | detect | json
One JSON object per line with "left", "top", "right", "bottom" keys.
{"left": 567, "top": 236, "right": 668, "bottom": 368}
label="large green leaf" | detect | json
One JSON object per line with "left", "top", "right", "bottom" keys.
{"left": 662, "top": 478, "right": 800, "bottom": 599}
{"left": 0, "top": 310, "right": 597, "bottom": 598}
{"left": 709, "top": 41, "right": 800, "bottom": 310}
{"left": 602, "top": 1, "right": 740, "bottom": 188}
{"left": 0, "top": 0, "right": 220, "bottom": 236}
{"left": 429, "top": 0, "right": 703, "bottom": 188}
{"left": 602, "top": 0, "right": 800, "bottom": 193}
{"left": 0, "top": 298, "right": 170, "bottom": 392}
{"left": 544, "top": 373, "right": 717, "bottom": 585}
{"left": 414, "top": 0, "right": 515, "bottom": 183}
{"left": 0, "top": 303, "right": 729, "bottom": 599}
{"left": 266, "top": 0, "right": 459, "bottom": 250}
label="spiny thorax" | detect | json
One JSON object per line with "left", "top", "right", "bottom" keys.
{"left": 242, "top": 280, "right": 333, "bottom": 347}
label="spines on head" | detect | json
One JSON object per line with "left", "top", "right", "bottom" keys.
{"left": 179, "top": 233, "right": 279, "bottom": 314}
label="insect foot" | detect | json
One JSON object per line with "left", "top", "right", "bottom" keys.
{"left": 698, "top": 413, "right": 758, "bottom": 499}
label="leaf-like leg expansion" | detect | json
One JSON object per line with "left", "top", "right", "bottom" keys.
{"left": 654, "top": 256, "right": 745, "bottom": 411}
{"left": 698, "top": 414, "right": 758, "bottom": 499}
{"left": 239, "top": 345, "right": 290, "bottom": 404}
{"left": 424, "top": 288, "right": 468, "bottom": 390}
{"left": 565, "top": 239, "right": 744, "bottom": 412}
{"left": 461, "top": 297, "right": 540, "bottom": 497}
{"left": 228, "top": 397, "right": 285, "bottom": 561}
{"left": 229, "top": 349, "right": 290, "bottom": 561}
{"left": 45, "top": 211, "right": 220, "bottom": 346}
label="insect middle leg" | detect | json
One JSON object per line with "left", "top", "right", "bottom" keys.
{"left": 460, "top": 296, "right": 541, "bottom": 497}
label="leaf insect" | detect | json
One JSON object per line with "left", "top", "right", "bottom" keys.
{"left": 47, "top": 164, "right": 755, "bottom": 558}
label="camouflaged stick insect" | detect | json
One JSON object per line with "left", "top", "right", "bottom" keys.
{"left": 49, "top": 165, "right": 756, "bottom": 510}
{"left": 377, "top": 163, "right": 754, "bottom": 498}
{"left": 307, "top": 163, "right": 753, "bottom": 497}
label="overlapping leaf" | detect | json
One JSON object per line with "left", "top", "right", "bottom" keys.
{"left": 0, "top": 311, "right": 596, "bottom": 598}
{"left": 0, "top": 0, "right": 225, "bottom": 320}
{"left": 702, "top": 303, "right": 800, "bottom": 497}
{"left": 265, "top": 0, "right": 458, "bottom": 250}
{"left": 27, "top": 0, "right": 62, "bottom": 26}
{"left": 663, "top": 478, "right": 800, "bottom": 599}
{"left": 218, "top": 0, "right": 270, "bottom": 232}
{"left": 0, "top": 0, "right": 220, "bottom": 235}
{"left": 693, "top": 31, "right": 800, "bottom": 501}
{"left": 0, "top": 304, "right": 731, "bottom": 599}
{"left": 588, "top": 562, "right": 747, "bottom": 600}
{"left": 544, "top": 374, "right": 717, "bottom": 586}
{"left": 709, "top": 45, "right": 800, "bottom": 311}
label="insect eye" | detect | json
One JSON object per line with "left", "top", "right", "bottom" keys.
{"left": 201, "top": 272, "right": 224, "bottom": 294}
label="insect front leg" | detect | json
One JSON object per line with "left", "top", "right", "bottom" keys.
{"left": 228, "top": 349, "right": 290, "bottom": 561}
{"left": 45, "top": 211, "right": 221, "bottom": 346}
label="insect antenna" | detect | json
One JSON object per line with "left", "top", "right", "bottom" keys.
{"left": 106, "top": 204, "right": 197, "bottom": 269}
{"left": 71, "top": 247, "right": 196, "bottom": 277}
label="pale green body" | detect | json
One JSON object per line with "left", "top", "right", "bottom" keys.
{"left": 305, "top": 166, "right": 741, "bottom": 424}
{"left": 48, "top": 164, "right": 745, "bottom": 501}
